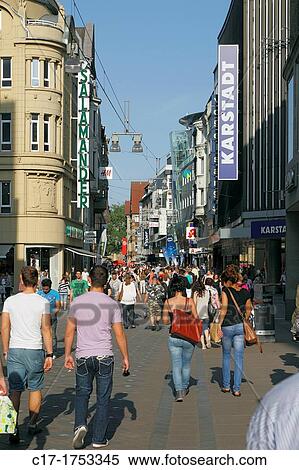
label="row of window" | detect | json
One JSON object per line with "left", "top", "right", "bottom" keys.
{"left": 0, "top": 113, "right": 52, "bottom": 152}
{"left": 181, "top": 195, "right": 194, "bottom": 209}
{"left": 0, "top": 57, "right": 58, "bottom": 89}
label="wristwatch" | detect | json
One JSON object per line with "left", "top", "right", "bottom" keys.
{"left": 46, "top": 353, "right": 54, "bottom": 358}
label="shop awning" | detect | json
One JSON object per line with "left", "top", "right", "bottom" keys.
{"left": 65, "top": 247, "right": 97, "bottom": 258}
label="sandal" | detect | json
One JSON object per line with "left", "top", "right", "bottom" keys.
{"left": 233, "top": 391, "right": 241, "bottom": 397}
{"left": 221, "top": 388, "right": 230, "bottom": 393}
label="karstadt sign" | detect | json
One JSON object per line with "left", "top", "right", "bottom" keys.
{"left": 77, "top": 62, "right": 90, "bottom": 209}
{"left": 251, "top": 220, "right": 286, "bottom": 239}
{"left": 218, "top": 44, "right": 239, "bottom": 181}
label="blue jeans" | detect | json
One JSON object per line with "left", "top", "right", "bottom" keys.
{"left": 121, "top": 304, "right": 135, "bottom": 327}
{"left": 222, "top": 323, "right": 244, "bottom": 392}
{"left": 75, "top": 355, "right": 114, "bottom": 444}
{"left": 168, "top": 336, "right": 195, "bottom": 391}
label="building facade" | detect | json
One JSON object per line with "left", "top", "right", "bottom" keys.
{"left": 210, "top": 0, "right": 289, "bottom": 281}
{"left": 283, "top": 2, "right": 299, "bottom": 317}
{"left": 0, "top": 0, "right": 108, "bottom": 289}
{"left": 126, "top": 181, "right": 148, "bottom": 262}
{"left": 139, "top": 158, "right": 173, "bottom": 263}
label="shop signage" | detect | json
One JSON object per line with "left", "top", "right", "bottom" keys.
{"left": 186, "top": 226, "right": 198, "bottom": 240}
{"left": 149, "top": 221, "right": 159, "bottom": 228}
{"left": 99, "top": 167, "right": 113, "bottom": 180}
{"left": 84, "top": 231, "right": 96, "bottom": 244}
{"left": 251, "top": 219, "right": 286, "bottom": 239}
{"left": 66, "top": 225, "right": 84, "bottom": 240}
{"left": 77, "top": 62, "right": 90, "bottom": 209}
{"left": 144, "top": 229, "right": 150, "bottom": 249}
{"left": 218, "top": 44, "right": 239, "bottom": 181}
{"left": 121, "top": 237, "right": 127, "bottom": 256}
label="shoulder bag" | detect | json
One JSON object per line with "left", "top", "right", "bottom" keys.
{"left": 168, "top": 298, "right": 202, "bottom": 344}
{"left": 227, "top": 288, "right": 263, "bottom": 353}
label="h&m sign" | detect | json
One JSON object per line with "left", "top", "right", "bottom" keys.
{"left": 77, "top": 62, "right": 90, "bottom": 209}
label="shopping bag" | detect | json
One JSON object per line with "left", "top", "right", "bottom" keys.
{"left": 0, "top": 396, "right": 17, "bottom": 434}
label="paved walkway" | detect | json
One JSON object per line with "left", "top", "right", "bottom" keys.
{"left": 0, "top": 313, "right": 299, "bottom": 450}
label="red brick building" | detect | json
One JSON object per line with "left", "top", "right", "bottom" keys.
{"left": 126, "top": 182, "right": 148, "bottom": 261}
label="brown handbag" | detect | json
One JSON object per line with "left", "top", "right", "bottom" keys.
{"left": 227, "top": 288, "right": 263, "bottom": 353}
{"left": 168, "top": 298, "right": 202, "bottom": 344}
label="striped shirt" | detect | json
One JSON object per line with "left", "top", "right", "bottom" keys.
{"left": 58, "top": 281, "right": 70, "bottom": 294}
{"left": 247, "top": 372, "right": 299, "bottom": 450}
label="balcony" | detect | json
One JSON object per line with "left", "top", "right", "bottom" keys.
{"left": 26, "top": 19, "right": 64, "bottom": 43}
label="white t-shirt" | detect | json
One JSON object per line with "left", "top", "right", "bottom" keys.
{"left": 3, "top": 293, "right": 50, "bottom": 349}
{"left": 82, "top": 271, "right": 89, "bottom": 282}
{"left": 120, "top": 283, "right": 137, "bottom": 305}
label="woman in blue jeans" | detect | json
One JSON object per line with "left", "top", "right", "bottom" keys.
{"left": 218, "top": 265, "right": 252, "bottom": 397}
{"left": 162, "top": 276, "right": 198, "bottom": 402}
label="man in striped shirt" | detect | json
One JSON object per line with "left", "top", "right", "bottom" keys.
{"left": 247, "top": 372, "right": 299, "bottom": 449}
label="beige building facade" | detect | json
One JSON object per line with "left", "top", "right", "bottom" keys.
{"left": 0, "top": 0, "right": 107, "bottom": 290}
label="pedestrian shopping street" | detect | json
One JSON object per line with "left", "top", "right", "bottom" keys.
{"left": 0, "top": 311, "right": 298, "bottom": 451}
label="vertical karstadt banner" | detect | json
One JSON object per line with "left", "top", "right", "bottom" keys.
{"left": 218, "top": 44, "right": 239, "bottom": 181}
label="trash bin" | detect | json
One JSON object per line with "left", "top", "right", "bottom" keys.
{"left": 254, "top": 303, "right": 275, "bottom": 342}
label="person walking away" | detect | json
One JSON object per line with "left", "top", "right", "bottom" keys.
{"left": 192, "top": 281, "right": 211, "bottom": 349}
{"left": 58, "top": 275, "right": 70, "bottom": 311}
{"left": 213, "top": 274, "right": 221, "bottom": 296}
{"left": 218, "top": 265, "right": 252, "bottom": 396}
{"left": 144, "top": 275, "right": 166, "bottom": 331}
{"left": 64, "top": 265, "right": 129, "bottom": 449}
{"left": 205, "top": 277, "right": 221, "bottom": 321}
{"left": 70, "top": 271, "right": 89, "bottom": 302}
{"left": 109, "top": 271, "right": 122, "bottom": 301}
{"left": 38, "top": 279, "right": 61, "bottom": 357}
{"left": 1, "top": 266, "right": 53, "bottom": 443}
{"left": 118, "top": 275, "right": 138, "bottom": 329}
{"left": 0, "top": 274, "right": 5, "bottom": 303}
{"left": 247, "top": 371, "right": 299, "bottom": 449}
{"left": 139, "top": 270, "right": 147, "bottom": 298}
{"left": 162, "top": 276, "right": 198, "bottom": 402}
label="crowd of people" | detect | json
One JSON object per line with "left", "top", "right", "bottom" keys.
{"left": 0, "top": 261, "right": 297, "bottom": 450}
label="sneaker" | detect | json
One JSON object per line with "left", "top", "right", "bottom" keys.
{"left": 92, "top": 439, "right": 109, "bottom": 448}
{"left": 9, "top": 427, "right": 20, "bottom": 445}
{"left": 175, "top": 390, "right": 184, "bottom": 402}
{"left": 53, "top": 355, "right": 57, "bottom": 360}
{"left": 130, "top": 325, "right": 136, "bottom": 329}
{"left": 72, "top": 425, "right": 87, "bottom": 449}
{"left": 151, "top": 326, "right": 156, "bottom": 331}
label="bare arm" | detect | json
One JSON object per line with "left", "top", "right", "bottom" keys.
{"left": 41, "top": 314, "right": 53, "bottom": 372}
{"left": 1, "top": 312, "right": 10, "bottom": 355}
{"left": 219, "top": 292, "right": 228, "bottom": 327}
{"left": 0, "top": 358, "right": 7, "bottom": 395}
{"left": 64, "top": 317, "right": 76, "bottom": 369}
{"left": 69, "top": 290, "right": 73, "bottom": 303}
{"left": 162, "top": 300, "right": 171, "bottom": 325}
{"left": 189, "top": 298, "right": 198, "bottom": 319}
{"left": 112, "top": 322, "right": 129, "bottom": 371}
{"left": 245, "top": 298, "right": 252, "bottom": 321}
{"left": 54, "top": 300, "right": 61, "bottom": 317}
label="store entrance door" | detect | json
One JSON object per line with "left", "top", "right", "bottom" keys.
{"left": 26, "top": 248, "right": 50, "bottom": 276}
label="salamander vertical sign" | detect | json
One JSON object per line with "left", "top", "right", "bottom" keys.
{"left": 77, "top": 62, "right": 90, "bottom": 208}
{"left": 218, "top": 45, "right": 239, "bottom": 180}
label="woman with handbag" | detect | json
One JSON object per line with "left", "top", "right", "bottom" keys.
{"left": 218, "top": 265, "right": 252, "bottom": 397}
{"left": 162, "top": 276, "right": 200, "bottom": 402}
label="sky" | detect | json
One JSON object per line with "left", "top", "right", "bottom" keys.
{"left": 62, "top": 0, "right": 231, "bottom": 204}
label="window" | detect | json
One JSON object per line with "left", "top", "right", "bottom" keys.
{"left": 31, "top": 114, "right": 39, "bottom": 151}
{"left": 44, "top": 115, "right": 50, "bottom": 151}
{"left": 1, "top": 113, "right": 11, "bottom": 151}
{"left": 31, "top": 58, "right": 39, "bottom": 87}
{"left": 53, "top": 62, "right": 57, "bottom": 89}
{"left": 44, "top": 60, "right": 50, "bottom": 87}
{"left": 0, "top": 181, "right": 11, "bottom": 214}
{"left": 1, "top": 58, "right": 12, "bottom": 87}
